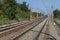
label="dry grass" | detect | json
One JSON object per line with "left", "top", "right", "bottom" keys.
{"left": 55, "top": 18, "right": 60, "bottom": 36}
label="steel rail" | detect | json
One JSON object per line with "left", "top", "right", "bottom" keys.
{"left": 34, "top": 19, "right": 47, "bottom": 40}
{"left": 13, "top": 19, "right": 43, "bottom": 40}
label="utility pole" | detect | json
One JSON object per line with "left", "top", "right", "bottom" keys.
{"left": 37, "top": 8, "right": 39, "bottom": 18}
{"left": 37, "top": 13, "right": 38, "bottom": 18}
{"left": 51, "top": 6, "right": 53, "bottom": 21}
{"left": 30, "top": 7, "right": 32, "bottom": 21}
{"left": 30, "top": 11, "right": 32, "bottom": 21}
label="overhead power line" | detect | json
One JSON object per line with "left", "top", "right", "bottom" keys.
{"left": 40, "top": 0, "right": 49, "bottom": 14}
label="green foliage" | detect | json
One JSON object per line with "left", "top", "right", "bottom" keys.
{"left": 32, "top": 12, "right": 37, "bottom": 18}
{"left": 0, "top": 0, "right": 45, "bottom": 25}
{"left": 53, "top": 9, "right": 60, "bottom": 18}
{"left": 19, "top": 1, "right": 29, "bottom": 12}
{"left": 0, "top": 0, "right": 17, "bottom": 20}
{"left": 32, "top": 12, "right": 43, "bottom": 18}
{"left": 0, "top": 0, "right": 31, "bottom": 21}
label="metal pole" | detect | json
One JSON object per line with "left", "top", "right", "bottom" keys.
{"left": 51, "top": 6, "right": 53, "bottom": 21}
{"left": 30, "top": 7, "right": 32, "bottom": 21}
{"left": 37, "top": 8, "right": 39, "bottom": 18}
{"left": 37, "top": 12, "right": 38, "bottom": 18}
{"left": 30, "top": 11, "right": 32, "bottom": 20}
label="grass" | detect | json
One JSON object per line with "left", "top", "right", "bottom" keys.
{"left": 0, "top": 16, "right": 30, "bottom": 26}
{"left": 55, "top": 19, "right": 60, "bottom": 36}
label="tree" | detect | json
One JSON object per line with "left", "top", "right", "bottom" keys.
{"left": 1, "top": 0, "right": 17, "bottom": 20}
{"left": 53, "top": 9, "right": 60, "bottom": 18}
{"left": 0, "top": 0, "right": 32, "bottom": 21}
{"left": 19, "top": 1, "right": 29, "bottom": 12}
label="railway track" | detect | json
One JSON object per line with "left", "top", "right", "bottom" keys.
{"left": 12, "top": 18, "right": 59, "bottom": 40}
{"left": 0, "top": 18, "right": 41, "bottom": 31}
{"left": 38, "top": 18, "right": 60, "bottom": 40}
{"left": 0, "top": 18, "right": 45, "bottom": 40}
{"left": 0, "top": 20, "right": 33, "bottom": 32}
{"left": 0, "top": 17, "right": 59, "bottom": 40}
{"left": 12, "top": 18, "right": 48, "bottom": 40}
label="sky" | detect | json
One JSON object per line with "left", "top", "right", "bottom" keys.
{"left": 16, "top": 0, "right": 60, "bottom": 15}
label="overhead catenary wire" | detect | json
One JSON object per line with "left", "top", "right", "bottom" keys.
{"left": 40, "top": 0, "right": 49, "bottom": 14}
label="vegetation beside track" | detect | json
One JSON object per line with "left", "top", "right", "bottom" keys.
{"left": 0, "top": 0, "right": 45, "bottom": 25}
